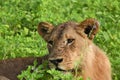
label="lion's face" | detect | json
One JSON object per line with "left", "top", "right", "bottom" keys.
{"left": 38, "top": 19, "right": 99, "bottom": 71}
{"left": 47, "top": 22, "right": 87, "bottom": 71}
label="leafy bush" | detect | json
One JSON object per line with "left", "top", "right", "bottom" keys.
{"left": 18, "top": 60, "right": 83, "bottom": 80}
{"left": 0, "top": 0, "right": 120, "bottom": 80}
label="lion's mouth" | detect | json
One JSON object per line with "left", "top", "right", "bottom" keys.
{"left": 55, "top": 67, "right": 66, "bottom": 72}
{"left": 55, "top": 67, "right": 74, "bottom": 72}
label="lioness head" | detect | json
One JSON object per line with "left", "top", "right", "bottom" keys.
{"left": 38, "top": 18, "right": 99, "bottom": 71}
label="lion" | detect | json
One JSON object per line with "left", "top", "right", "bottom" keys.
{"left": 0, "top": 57, "right": 47, "bottom": 80}
{"left": 0, "top": 18, "right": 111, "bottom": 80}
{"left": 37, "top": 18, "right": 111, "bottom": 80}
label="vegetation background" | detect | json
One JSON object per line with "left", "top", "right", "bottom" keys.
{"left": 0, "top": 0, "right": 120, "bottom": 80}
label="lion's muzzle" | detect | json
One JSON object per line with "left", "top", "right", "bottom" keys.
{"left": 49, "top": 58, "right": 63, "bottom": 66}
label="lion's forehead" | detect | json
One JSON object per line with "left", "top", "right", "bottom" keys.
{"left": 50, "top": 22, "right": 77, "bottom": 40}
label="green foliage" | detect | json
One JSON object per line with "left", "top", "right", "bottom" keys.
{"left": 0, "top": 0, "right": 120, "bottom": 80}
{"left": 18, "top": 61, "right": 83, "bottom": 80}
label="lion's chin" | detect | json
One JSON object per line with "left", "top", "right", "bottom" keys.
{"left": 48, "top": 63, "right": 74, "bottom": 72}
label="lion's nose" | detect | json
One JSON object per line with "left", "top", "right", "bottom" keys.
{"left": 49, "top": 58, "right": 63, "bottom": 66}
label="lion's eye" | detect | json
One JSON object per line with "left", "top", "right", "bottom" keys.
{"left": 48, "top": 40, "right": 53, "bottom": 46}
{"left": 67, "top": 39, "right": 75, "bottom": 45}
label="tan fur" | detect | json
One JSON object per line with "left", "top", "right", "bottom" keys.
{"left": 0, "top": 57, "right": 47, "bottom": 80}
{"left": 38, "top": 18, "right": 111, "bottom": 80}
{"left": 0, "top": 76, "right": 10, "bottom": 80}
{"left": 0, "top": 18, "right": 111, "bottom": 80}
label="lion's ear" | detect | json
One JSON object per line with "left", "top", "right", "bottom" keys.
{"left": 78, "top": 18, "right": 100, "bottom": 40}
{"left": 37, "top": 22, "right": 54, "bottom": 41}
